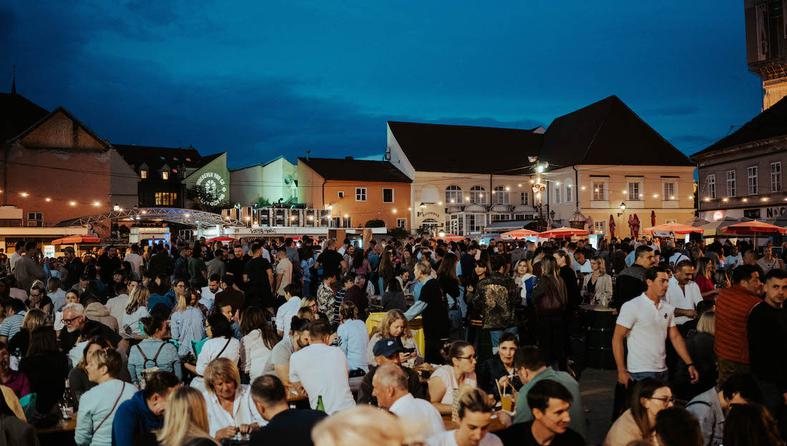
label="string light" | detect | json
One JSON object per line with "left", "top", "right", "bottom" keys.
{"left": 19, "top": 192, "right": 29, "bottom": 197}
{"left": 68, "top": 201, "right": 77, "bottom": 207}
{"left": 44, "top": 197, "right": 51, "bottom": 202}
{"left": 92, "top": 201, "right": 101, "bottom": 207}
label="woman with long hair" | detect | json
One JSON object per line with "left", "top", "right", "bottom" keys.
{"left": 605, "top": 378, "right": 674, "bottom": 446}
{"left": 582, "top": 256, "right": 613, "bottom": 307}
{"left": 7, "top": 308, "right": 47, "bottom": 358}
{"left": 122, "top": 284, "right": 151, "bottom": 339}
{"left": 428, "top": 340, "right": 477, "bottom": 415}
{"left": 351, "top": 249, "right": 371, "bottom": 276}
{"left": 533, "top": 256, "right": 569, "bottom": 370}
{"left": 68, "top": 335, "right": 113, "bottom": 404}
{"left": 337, "top": 301, "right": 369, "bottom": 375}
{"left": 404, "top": 262, "right": 448, "bottom": 363}
{"left": 170, "top": 281, "right": 206, "bottom": 360}
{"left": 239, "top": 306, "right": 279, "bottom": 382}
{"left": 437, "top": 252, "right": 463, "bottom": 338}
{"left": 366, "top": 309, "right": 421, "bottom": 368}
{"left": 18, "top": 327, "right": 69, "bottom": 426}
{"left": 695, "top": 257, "right": 718, "bottom": 300}
{"left": 186, "top": 313, "right": 240, "bottom": 391}
{"left": 554, "top": 250, "right": 581, "bottom": 310}
{"left": 156, "top": 386, "right": 217, "bottom": 446}
{"left": 722, "top": 403, "right": 785, "bottom": 446}
{"left": 377, "top": 248, "right": 396, "bottom": 297}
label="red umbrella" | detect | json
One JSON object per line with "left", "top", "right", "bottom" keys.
{"left": 207, "top": 236, "right": 236, "bottom": 243}
{"left": 642, "top": 223, "right": 704, "bottom": 236}
{"left": 650, "top": 210, "right": 656, "bottom": 227}
{"left": 539, "top": 227, "right": 589, "bottom": 239}
{"left": 500, "top": 229, "right": 539, "bottom": 240}
{"left": 721, "top": 221, "right": 787, "bottom": 235}
{"left": 609, "top": 215, "right": 616, "bottom": 239}
{"left": 50, "top": 235, "right": 101, "bottom": 245}
{"left": 630, "top": 214, "right": 641, "bottom": 239}
{"left": 438, "top": 233, "right": 464, "bottom": 242}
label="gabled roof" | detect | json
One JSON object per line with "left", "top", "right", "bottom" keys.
{"left": 692, "top": 96, "right": 787, "bottom": 158}
{"left": 541, "top": 95, "right": 693, "bottom": 167}
{"left": 113, "top": 144, "right": 211, "bottom": 171}
{"left": 0, "top": 92, "right": 49, "bottom": 142}
{"left": 13, "top": 106, "right": 113, "bottom": 150}
{"left": 388, "top": 121, "right": 543, "bottom": 174}
{"left": 298, "top": 157, "right": 412, "bottom": 183}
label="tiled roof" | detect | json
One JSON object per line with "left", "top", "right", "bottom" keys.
{"left": 298, "top": 157, "right": 412, "bottom": 182}
{"left": 388, "top": 121, "right": 543, "bottom": 174}
{"left": 0, "top": 93, "right": 49, "bottom": 142}
{"left": 541, "top": 95, "right": 693, "bottom": 167}
{"left": 113, "top": 144, "right": 215, "bottom": 171}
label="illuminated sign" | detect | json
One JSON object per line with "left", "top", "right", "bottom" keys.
{"left": 196, "top": 172, "right": 227, "bottom": 206}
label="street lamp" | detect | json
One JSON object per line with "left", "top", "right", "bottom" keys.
{"left": 438, "top": 230, "right": 446, "bottom": 238}
{"left": 617, "top": 202, "right": 626, "bottom": 217}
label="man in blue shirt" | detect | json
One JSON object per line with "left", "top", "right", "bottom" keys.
{"left": 112, "top": 371, "right": 179, "bottom": 446}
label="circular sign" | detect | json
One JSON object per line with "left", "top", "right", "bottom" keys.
{"left": 196, "top": 172, "right": 227, "bottom": 206}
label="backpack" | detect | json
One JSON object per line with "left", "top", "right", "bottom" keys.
{"left": 135, "top": 342, "right": 168, "bottom": 388}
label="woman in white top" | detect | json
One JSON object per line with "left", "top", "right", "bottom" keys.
{"left": 367, "top": 309, "right": 421, "bottom": 368}
{"left": 581, "top": 256, "right": 613, "bottom": 307}
{"left": 239, "top": 306, "right": 279, "bottom": 382}
{"left": 428, "top": 341, "right": 477, "bottom": 415}
{"left": 187, "top": 313, "right": 240, "bottom": 391}
{"left": 75, "top": 348, "right": 137, "bottom": 446}
{"left": 201, "top": 357, "right": 263, "bottom": 441}
{"left": 121, "top": 285, "right": 150, "bottom": 339}
{"left": 337, "top": 301, "right": 369, "bottom": 374}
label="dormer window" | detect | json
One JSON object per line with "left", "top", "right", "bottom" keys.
{"left": 140, "top": 169, "right": 148, "bottom": 179}
{"left": 162, "top": 171, "right": 170, "bottom": 180}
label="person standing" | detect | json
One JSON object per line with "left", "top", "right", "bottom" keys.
{"left": 274, "top": 249, "right": 293, "bottom": 308}
{"left": 14, "top": 242, "right": 44, "bottom": 296}
{"left": 613, "top": 245, "right": 656, "bottom": 309}
{"left": 244, "top": 242, "right": 274, "bottom": 310}
{"left": 665, "top": 260, "right": 704, "bottom": 332}
{"left": 613, "top": 266, "right": 699, "bottom": 387}
{"left": 205, "top": 249, "right": 225, "bottom": 280}
{"left": 470, "top": 255, "right": 518, "bottom": 359}
{"left": 316, "top": 240, "right": 344, "bottom": 280}
{"left": 531, "top": 256, "right": 568, "bottom": 371}
{"left": 405, "top": 263, "right": 449, "bottom": 364}
{"left": 714, "top": 265, "right": 763, "bottom": 385}
{"left": 747, "top": 268, "right": 787, "bottom": 429}
{"left": 124, "top": 244, "right": 144, "bottom": 280}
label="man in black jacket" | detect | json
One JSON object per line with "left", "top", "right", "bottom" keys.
{"left": 249, "top": 375, "right": 326, "bottom": 446}
{"left": 612, "top": 245, "right": 655, "bottom": 309}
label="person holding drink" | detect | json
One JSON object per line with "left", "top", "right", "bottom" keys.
{"left": 476, "top": 333, "right": 521, "bottom": 408}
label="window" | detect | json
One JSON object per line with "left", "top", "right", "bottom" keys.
{"left": 470, "top": 186, "right": 486, "bottom": 205}
{"left": 726, "top": 170, "right": 736, "bottom": 197}
{"left": 592, "top": 181, "right": 607, "bottom": 201}
{"left": 771, "top": 162, "right": 782, "bottom": 192}
{"left": 747, "top": 166, "right": 758, "bottom": 195}
{"left": 27, "top": 212, "right": 43, "bottom": 227}
{"left": 338, "top": 191, "right": 345, "bottom": 199}
{"left": 154, "top": 192, "right": 178, "bottom": 206}
{"left": 593, "top": 221, "right": 605, "bottom": 234}
{"left": 140, "top": 170, "right": 148, "bottom": 179}
{"left": 161, "top": 171, "right": 169, "bottom": 180}
{"left": 445, "top": 185, "right": 463, "bottom": 204}
{"left": 628, "top": 181, "right": 641, "bottom": 200}
{"left": 663, "top": 182, "right": 676, "bottom": 200}
{"left": 396, "top": 218, "right": 406, "bottom": 229}
{"left": 706, "top": 174, "right": 716, "bottom": 199}
{"left": 520, "top": 192, "right": 529, "bottom": 205}
{"left": 565, "top": 184, "right": 573, "bottom": 203}
{"left": 383, "top": 188, "right": 394, "bottom": 203}
{"left": 493, "top": 186, "right": 509, "bottom": 205}
{"left": 554, "top": 184, "right": 561, "bottom": 204}
{"left": 468, "top": 214, "right": 485, "bottom": 233}
{"left": 355, "top": 187, "right": 367, "bottom": 201}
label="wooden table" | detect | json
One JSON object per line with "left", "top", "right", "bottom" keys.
{"left": 37, "top": 418, "right": 76, "bottom": 434}
{"left": 37, "top": 417, "right": 77, "bottom": 446}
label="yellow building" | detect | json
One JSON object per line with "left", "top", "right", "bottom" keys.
{"left": 539, "top": 96, "right": 696, "bottom": 237}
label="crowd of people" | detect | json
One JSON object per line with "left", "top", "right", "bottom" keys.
{"left": 0, "top": 233, "right": 783, "bottom": 446}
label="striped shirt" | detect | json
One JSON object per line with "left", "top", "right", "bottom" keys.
{"left": 0, "top": 312, "right": 25, "bottom": 340}
{"left": 714, "top": 286, "right": 761, "bottom": 364}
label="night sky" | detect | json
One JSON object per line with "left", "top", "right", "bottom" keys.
{"left": 1, "top": 1, "right": 762, "bottom": 168}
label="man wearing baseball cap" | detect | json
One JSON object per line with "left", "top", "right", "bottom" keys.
{"left": 357, "top": 338, "right": 425, "bottom": 405}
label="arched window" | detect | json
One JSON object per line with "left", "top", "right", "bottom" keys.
{"left": 445, "top": 185, "right": 462, "bottom": 204}
{"left": 470, "top": 186, "right": 486, "bottom": 205}
{"left": 493, "top": 186, "right": 509, "bottom": 205}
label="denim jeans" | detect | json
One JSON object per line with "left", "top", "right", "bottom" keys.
{"left": 629, "top": 371, "right": 669, "bottom": 382}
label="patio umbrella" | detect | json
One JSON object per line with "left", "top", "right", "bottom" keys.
{"left": 50, "top": 235, "right": 101, "bottom": 245}
{"left": 650, "top": 210, "right": 656, "bottom": 227}
{"left": 721, "top": 220, "right": 787, "bottom": 236}
{"left": 539, "top": 227, "right": 589, "bottom": 239}
{"left": 438, "top": 233, "right": 464, "bottom": 242}
{"left": 642, "top": 223, "right": 704, "bottom": 237}
{"left": 500, "top": 229, "right": 539, "bottom": 240}
{"left": 609, "top": 215, "right": 616, "bottom": 239}
{"left": 207, "top": 236, "right": 236, "bottom": 243}
{"left": 699, "top": 217, "right": 751, "bottom": 236}
{"left": 628, "top": 214, "right": 641, "bottom": 238}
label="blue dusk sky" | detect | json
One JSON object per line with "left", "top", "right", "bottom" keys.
{"left": 0, "top": 1, "right": 762, "bottom": 168}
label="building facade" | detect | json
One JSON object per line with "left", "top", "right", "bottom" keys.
{"left": 229, "top": 156, "right": 298, "bottom": 206}
{"left": 387, "top": 121, "right": 542, "bottom": 236}
{"left": 540, "top": 96, "right": 696, "bottom": 236}
{"left": 296, "top": 157, "right": 412, "bottom": 230}
{"left": 744, "top": 0, "right": 787, "bottom": 109}
{"left": 692, "top": 96, "right": 787, "bottom": 222}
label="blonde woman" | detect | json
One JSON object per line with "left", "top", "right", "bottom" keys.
{"left": 8, "top": 308, "right": 47, "bottom": 357}
{"left": 170, "top": 283, "right": 206, "bottom": 359}
{"left": 366, "top": 309, "right": 421, "bottom": 368}
{"left": 121, "top": 285, "right": 150, "bottom": 339}
{"left": 512, "top": 260, "right": 537, "bottom": 306}
{"left": 156, "top": 386, "right": 218, "bottom": 446}
{"left": 312, "top": 405, "right": 406, "bottom": 446}
{"left": 200, "top": 358, "right": 262, "bottom": 441}
{"left": 582, "top": 256, "right": 613, "bottom": 306}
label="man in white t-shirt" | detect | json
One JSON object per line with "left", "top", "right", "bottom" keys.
{"left": 573, "top": 250, "right": 592, "bottom": 275}
{"left": 427, "top": 388, "right": 502, "bottom": 446}
{"left": 665, "top": 260, "right": 704, "bottom": 327}
{"left": 373, "top": 363, "right": 444, "bottom": 440}
{"left": 124, "top": 244, "right": 144, "bottom": 279}
{"left": 274, "top": 250, "right": 293, "bottom": 299}
{"left": 275, "top": 283, "right": 302, "bottom": 338}
{"left": 289, "top": 319, "right": 355, "bottom": 414}
{"left": 612, "top": 265, "right": 699, "bottom": 386}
